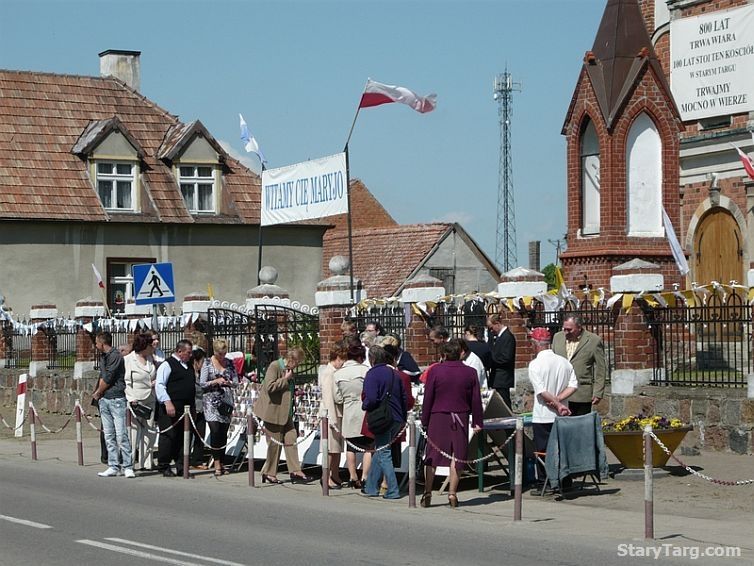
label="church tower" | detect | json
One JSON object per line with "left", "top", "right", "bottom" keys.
{"left": 560, "top": 0, "right": 684, "bottom": 291}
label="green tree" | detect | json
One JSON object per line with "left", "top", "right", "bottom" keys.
{"left": 542, "top": 263, "right": 558, "bottom": 290}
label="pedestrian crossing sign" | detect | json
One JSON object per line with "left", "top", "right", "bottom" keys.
{"left": 132, "top": 263, "right": 175, "bottom": 305}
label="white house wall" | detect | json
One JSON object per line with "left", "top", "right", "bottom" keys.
{"left": 418, "top": 230, "right": 498, "bottom": 293}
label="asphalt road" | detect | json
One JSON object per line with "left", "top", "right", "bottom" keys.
{"left": 0, "top": 456, "right": 737, "bottom": 566}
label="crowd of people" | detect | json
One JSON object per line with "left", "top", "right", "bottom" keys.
{"left": 91, "top": 312, "right": 606, "bottom": 506}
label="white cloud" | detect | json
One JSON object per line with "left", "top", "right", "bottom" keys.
{"left": 218, "top": 139, "right": 261, "bottom": 173}
{"left": 431, "top": 210, "right": 474, "bottom": 226}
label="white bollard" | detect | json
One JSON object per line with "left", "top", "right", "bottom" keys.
{"left": 14, "top": 373, "right": 28, "bottom": 438}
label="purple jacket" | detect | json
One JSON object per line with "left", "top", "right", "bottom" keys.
{"left": 362, "top": 364, "right": 407, "bottom": 424}
{"left": 421, "top": 361, "right": 483, "bottom": 429}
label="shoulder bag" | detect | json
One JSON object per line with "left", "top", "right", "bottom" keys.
{"left": 366, "top": 371, "right": 396, "bottom": 435}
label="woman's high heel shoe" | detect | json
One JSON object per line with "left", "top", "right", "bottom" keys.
{"left": 448, "top": 493, "right": 458, "bottom": 508}
{"left": 262, "top": 474, "right": 283, "bottom": 485}
{"left": 290, "top": 473, "right": 314, "bottom": 484}
{"left": 348, "top": 478, "right": 362, "bottom": 489}
{"left": 420, "top": 491, "right": 432, "bottom": 508}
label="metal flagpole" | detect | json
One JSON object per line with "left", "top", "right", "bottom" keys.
{"left": 257, "top": 163, "right": 266, "bottom": 286}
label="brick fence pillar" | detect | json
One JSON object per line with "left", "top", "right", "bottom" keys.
{"left": 73, "top": 298, "right": 105, "bottom": 378}
{"left": 29, "top": 302, "right": 57, "bottom": 377}
{"left": 610, "top": 260, "right": 664, "bottom": 395}
{"left": 400, "top": 275, "right": 445, "bottom": 367}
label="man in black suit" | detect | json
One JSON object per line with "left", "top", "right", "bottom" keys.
{"left": 486, "top": 313, "right": 516, "bottom": 409}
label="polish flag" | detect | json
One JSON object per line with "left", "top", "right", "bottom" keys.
{"left": 734, "top": 144, "right": 754, "bottom": 181}
{"left": 91, "top": 264, "right": 105, "bottom": 289}
{"left": 359, "top": 79, "right": 437, "bottom": 113}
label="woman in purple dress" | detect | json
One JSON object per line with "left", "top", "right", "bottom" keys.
{"left": 421, "top": 338, "right": 483, "bottom": 508}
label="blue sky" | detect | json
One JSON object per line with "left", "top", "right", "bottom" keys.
{"left": 1, "top": 0, "right": 605, "bottom": 269}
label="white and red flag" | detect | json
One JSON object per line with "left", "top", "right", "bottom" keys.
{"left": 359, "top": 79, "right": 437, "bottom": 113}
{"left": 91, "top": 263, "right": 105, "bottom": 289}
{"left": 733, "top": 143, "right": 754, "bottom": 181}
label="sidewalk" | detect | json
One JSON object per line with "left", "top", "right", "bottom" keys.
{"left": 2, "top": 422, "right": 753, "bottom": 555}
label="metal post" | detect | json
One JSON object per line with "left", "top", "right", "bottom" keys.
{"left": 183, "top": 406, "right": 191, "bottom": 479}
{"left": 408, "top": 414, "right": 416, "bottom": 508}
{"left": 321, "top": 413, "right": 329, "bottom": 496}
{"left": 247, "top": 411, "right": 255, "bottom": 487}
{"left": 477, "top": 428, "right": 484, "bottom": 493}
{"left": 75, "top": 400, "right": 84, "bottom": 466}
{"left": 513, "top": 417, "right": 523, "bottom": 521}
{"left": 644, "top": 424, "right": 654, "bottom": 539}
{"left": 30, "top": 402, "right": 37, "bottom": 461}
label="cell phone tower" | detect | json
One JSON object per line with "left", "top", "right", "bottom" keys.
{"left": 493, "top": 69, "right": 522, "bottom": 272}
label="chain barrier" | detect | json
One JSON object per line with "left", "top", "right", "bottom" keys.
{"left": 332, "top": 421, "right": 408, "bottom": 454}
{"left": 417, "top": 423, "right": 513, "bottom": 465}
{"left": 34, "top": 408, "right": 74, "bottom": 434}
{"left": 648, "top": 431, "right": 754, "bottom": 486}
{"left": 0, "top": 410, "right": 29, "bottom": 431}
{"left": 251, "top": 413, "right": 320, "bottom": 447}
{"left": 78, "top": 406, "right": 103, "bottom": 431}
{"left": 187, "top": 411, "right": 245, "bottom": 451}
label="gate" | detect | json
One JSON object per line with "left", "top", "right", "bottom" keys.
{"left": 642, "top": 290, "right": 751, "bottom": 387}
{"left": 207, "top": 303, "right": 320, "bottom": 383}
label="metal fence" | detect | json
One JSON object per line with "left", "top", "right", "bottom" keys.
{"left": 44, "top": 319, "right": 79, "bottom": 370}
{"left": 526, "top": 301, "right": 619, "bottom": 383}
{"left": 642, "top": 291, "right": 751, "bottom": 387}
{"left": 429, "top": 298, "right": 491, "bottom": 340}
{"left": 2, "top": 320, "right": 31, "bottom": 369}
{"left": 351, "top": 304, "right": 408, "bottom": 344}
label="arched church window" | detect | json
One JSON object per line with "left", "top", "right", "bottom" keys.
{"left": 580, "top": 119, "right": 600, "bottom": 235}
{"left": 626, "top": 113, "right": 663, "bottom": 237}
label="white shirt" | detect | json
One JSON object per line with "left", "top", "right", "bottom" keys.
{"left": 528, "top": 349, "right": 577, "bottom": 424}
{"left": 155, "top": 354, "right": 188, "bottom": 404}
{"left": 463, "top": 351, "right": 487, "bottom": 389}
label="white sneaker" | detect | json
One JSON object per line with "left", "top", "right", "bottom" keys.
{"left": 123, "top": 468, "right": 136, "bottom": 478}
{"left": 98, "top": 467, "right": 120, "bottom": 477}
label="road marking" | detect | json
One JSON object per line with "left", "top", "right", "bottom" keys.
{"left": 105, "top": 538, "right": 247, "bottom": 566}
{"left": 0, "top": 514, "right": 52, "bottom": 529}
{"left": 77, "top": 538, "right": 246, "bottom": 566}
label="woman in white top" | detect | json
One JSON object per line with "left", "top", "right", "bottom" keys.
{"left": 124, "top": 333, "right": 157, "bottom": 471}
{"left": 319, "top": 341, "right": 347, "bottom": 489}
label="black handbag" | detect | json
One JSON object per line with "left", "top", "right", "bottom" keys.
{"left": 366, "top": 372, "right": 396, "bottom": 435}
{"left": 131, "top": 401, "right": 153, "bottom": 420}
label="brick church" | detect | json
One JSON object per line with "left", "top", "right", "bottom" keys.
{"left": 560, "top": 0, "right": 754, "bottom": 291}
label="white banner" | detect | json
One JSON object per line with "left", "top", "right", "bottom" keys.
{"left": 261, "top": 152, "right": 348, "bottom": 226}
{"left": 670, "top": 4, "right": 754, "bottom": 121}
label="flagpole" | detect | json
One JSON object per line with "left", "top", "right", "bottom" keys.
{"left": 344, "top": 145, "right": 355, "bottom": 304}
{"left": 257, "top": 163, "right": 266, "bottom": 286}
{"left": 344, "top": 79, "right": 369, "bottom": 149}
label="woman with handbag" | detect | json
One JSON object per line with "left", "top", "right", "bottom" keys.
{"left": 318, "top": 340, "right": 347, "bottom": 489}
{"left": 124, "top": 333, "right": 157, "bottom": 472}
{"left": 421, "top": 339, "right": 483, "bottom": 508}
{"left": 199, "top": 338, "right": 239, "bottom": 477}
{"left": 361, "top": 345, "right": 407, "bottom": 500}
{"left": 254, "top": 346, "right": 313, "bottom": 484}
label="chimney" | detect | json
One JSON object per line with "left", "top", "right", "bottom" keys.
{"left": 528, "top": 240, "right": 541, "bottom": 272}
{"left": 99, "top": 49, "right": 141, "bottom": 91}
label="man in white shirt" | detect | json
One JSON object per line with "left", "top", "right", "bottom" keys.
{"left": 528, "top": 327, "right": 577, "bottom": 475}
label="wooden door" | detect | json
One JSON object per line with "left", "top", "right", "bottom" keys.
{"left": 694, "top": 210, "right": 742, "bottom": 286}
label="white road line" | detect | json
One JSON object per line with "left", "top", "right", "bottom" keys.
{"left": 0, "top": 514, "right": 52, "bottom": 529}
{"left": 105, "top": 538, "right": 247, "bottom": 566}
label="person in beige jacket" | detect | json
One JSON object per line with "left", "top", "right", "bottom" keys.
{"left": 254, "top": 347, "right": 312, "bottom": 484}
{"left": 124, "top": 333, "right": 156, "bottom": 471}
{"left": 552, "top": 315, "right": 606, "bottom": 416}
{"left": 319, "top": 341, "right": 347, "bottom": 489}
{"left": 334, "top": 339, "right": 371, "bottom": 489}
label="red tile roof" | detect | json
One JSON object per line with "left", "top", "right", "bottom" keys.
{"left": 0, "top": 69, "right": 265, "bottom": 223}
{"left": 322, "top": 223, "right": 452, "bottom": 298}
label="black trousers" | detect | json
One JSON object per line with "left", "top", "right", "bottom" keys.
{"left": 495, "top": 387, "right": 512, "bottom": 411}
{"left": 156, "top": 400, "right": 194, "bottom": 471}
{"left": 190, "top": 411, "right": 207, "bottom": 466}
{"left": 533, "top": 421, "right": 572, "bottom": 490}
{"left": 207, "top": 420, "right": 230, "bottom": 463}
{"left": 568, "top": 402, "right": 592, "bottom": 416}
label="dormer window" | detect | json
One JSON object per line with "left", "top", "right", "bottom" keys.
{"left": 179, "top": 165, "right": 215, "bottom": 213}
{"left": 97, "top": 162, "right": 135, "bottom": 210}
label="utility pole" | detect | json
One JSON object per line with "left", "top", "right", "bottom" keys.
{"left": 493, "top": 68, "right": 522, "bottom": 272}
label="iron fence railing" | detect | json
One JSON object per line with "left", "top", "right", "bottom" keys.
{"left": 429, "top": 299, "right": 491, "bottom": 340}
{"left": 2, "top": 320, "right": 31, "bottom": 369}
{"left": 642, "top": 291, "right": 751, "bottom": 387}
{"left": 351, "top": 305, "right": 408, "bottom": 344}
{"left": 44, "top": 320, "right": 79, "bottom": 370}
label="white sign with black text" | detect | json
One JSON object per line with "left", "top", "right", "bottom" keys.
{"left": 670, "top": 4, "right": 754, "bottom": 121}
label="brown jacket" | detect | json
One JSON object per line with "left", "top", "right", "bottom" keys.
{"left": 552, "top": 329, "right": 606, "bottom": 404}
{"left": 254, "top": 359, "right": 294, "bottom": 426}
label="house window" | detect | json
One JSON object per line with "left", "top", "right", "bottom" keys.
{"left": 97, "top": 162, "right": 135, "bottom": 210}
{"left": 179, "top": 165, "right": 215, "bottom": 213}
{"left": 429, "top": 267, "right": 455, "bottom": 295}
{"left": 626, "top": 113, "right": 663, "bottom": 237}
{"left": 580, "top": 120, "right": 600, "bottom": 235}
{"left": 107, "top": 258, "right": 155, "bottom": 312}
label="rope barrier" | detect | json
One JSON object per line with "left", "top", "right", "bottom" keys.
{"left": 649, "top": 431, "right": 754, "bottom": 486}
{"left": 251, "top": 414, "right": 321, "bottom": 447}
{"left": 0, "top": 410, "right": 29, "bottom": 431}
{"left": 333, "top": 421, "right": 408, "bottom": 454}
{"left": 187, "top": 411, "right": 245, "bottom": 451}
{"left": 417, "top": 424, "right": 513, "bottom": 465}
{"left": 78, "top": 406, "right": 103, "bottom": 432}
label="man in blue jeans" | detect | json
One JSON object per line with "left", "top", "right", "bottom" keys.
{"left": 93, "top": 331, "right": 134, "bottom": 478}
{"left": 361, "top": 345, "right": 407, "bottom": 499}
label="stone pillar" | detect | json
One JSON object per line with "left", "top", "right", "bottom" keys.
{"left": 610, "top": 259, "right": 664, "bottom": 395}
{"left": 73, "top": 298, "right": 105, "bottom": 378}
{"left": 247, "top": 266, "right": 292, "bottom": 361}
{"left": 400, "top": 274, "right": 445, "bottom": 367}
{"left": 315, "top": 257, "right": 366, "bottom": 364}
{"left": 29, "top": 302, "right": 57, "bottom": 377}
{"left": 0, "top": 300, "right": 11, "bottom": 368}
